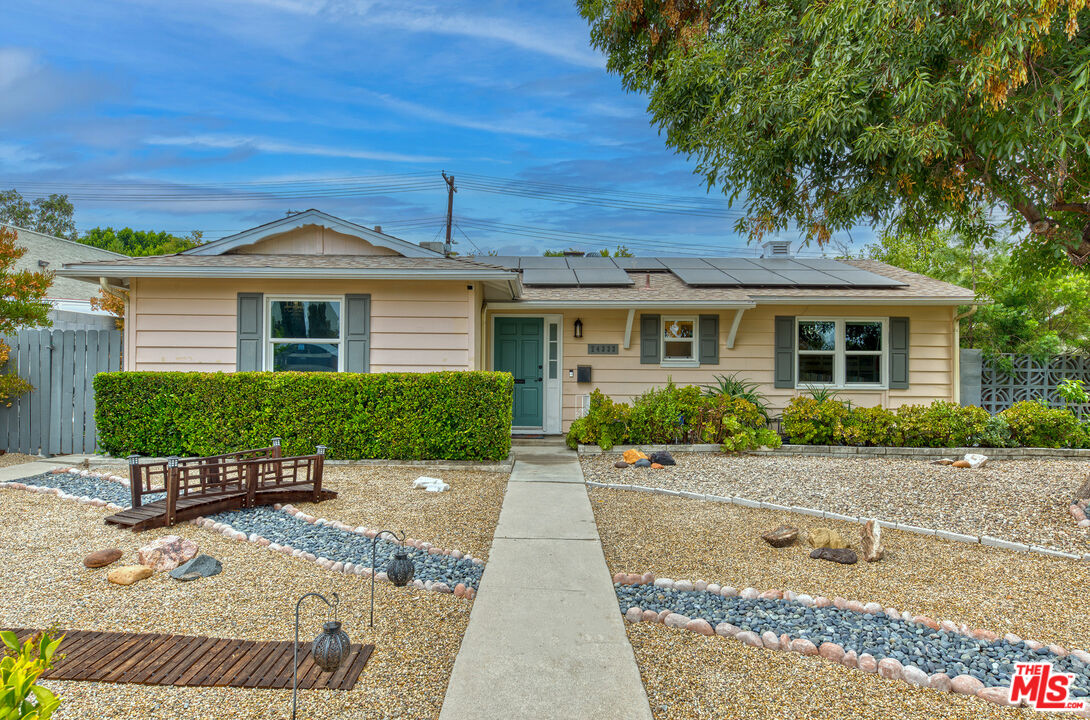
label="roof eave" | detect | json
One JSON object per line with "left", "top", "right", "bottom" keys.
{"left": 56, "top": 266, "right": 519, "bottom": 281}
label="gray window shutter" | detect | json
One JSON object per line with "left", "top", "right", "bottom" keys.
{"left": 237, "top": 292, "right": 263, "bottom": 371}
{"left": 344, "top": 294, "right": 371, "bottom": 373}
{"left": 698, "top": 314, "right": 719, "bottom": 364}
{"left": 640, "top": 314, "right": 660, "bottom": 364}
{"left": 889, "top": 316, "right": 910, "bottom": 389}
{"left": 774, "top": 316, "right": 795, "bottom": 388}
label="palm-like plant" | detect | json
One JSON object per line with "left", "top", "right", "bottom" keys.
{"left": 702, "top": 372, "right": 770, "bottom": 420}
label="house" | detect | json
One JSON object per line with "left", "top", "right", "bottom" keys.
{"left": 57, "top": 209, "right": 976, "bottom": 434}
{"left": 7, "top": 224, "right": 126, "bottom": 331}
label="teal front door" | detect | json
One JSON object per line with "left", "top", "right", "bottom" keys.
{"left": 494, "top": 317, "right": 544, "bottom": 427}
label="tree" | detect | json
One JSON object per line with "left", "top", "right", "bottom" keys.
{"left": 0, "top": 190, "right": 76, "bottom": 239}
{"left": 78, "top": 227, "right": 202, "bottom": 256}
{"left": 0, "top": 226, "right": 52, "bottom": 403}
{"left": 543, "top": 245, "right": 633, "bottom": 256}
{"left": 579, "top": 0, "right": 1090, "bottom": 265}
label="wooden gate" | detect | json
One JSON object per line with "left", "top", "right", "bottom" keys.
{"left": 0, "top": 328, "right": 122, "bottom": 456}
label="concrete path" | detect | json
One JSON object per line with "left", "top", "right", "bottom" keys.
{"left": 440, "top": 445, "right": 652, "bottom": 720}
{"left": 0, "top": 460, "right": 69, "bottom": 483}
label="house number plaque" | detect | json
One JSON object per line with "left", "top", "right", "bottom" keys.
{"left": 587, "top": 344, "right": 619, "bottom": 355}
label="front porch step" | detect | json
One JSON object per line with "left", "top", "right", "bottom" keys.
{"left": 510, "top": 435, "right": 567, "bottom": 447}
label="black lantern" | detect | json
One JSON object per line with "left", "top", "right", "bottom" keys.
{"left": 573, "top": 318, "right": 583, "bottom": 338}
{"left": 370, "top": 529, "right": 416, "bottom": 627}
{"left": 292, "top": 592, "right": 350, "bottom": 720}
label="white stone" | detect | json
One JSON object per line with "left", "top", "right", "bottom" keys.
{"left": 796, "top": 594, "right": 814, "bottom": 606}
{"left": 902, "top": 665, "right": 929, "bottom": 686}
{"left": 740, "top": 587, "right": 759, "bottom": 600}
{"left": 720, "top": 586, "right": 738, "bottom": 597}
{"left": 706, "top": 583, "right": 721, "bottom": 594}
{"left": 653, "top": 578, "right": 675, "bottom": 589}
{"left": 863, "top": 602, "right": 883, "bottom": 614}
{"left": 674, "top": 580, "right": 694, "bottom": 592}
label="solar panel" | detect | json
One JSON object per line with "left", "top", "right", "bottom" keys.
{"left": 750, "top": 258, "right": 809, "bottom": 270}
{"left": 704, "top": 258, "right": 762, "bottom": 270}
{"left": 770, "top": 270, "right": 844, "bottom": 286}
{"left": 660, "top": 257, "right": 716, "bottom": 269}
{"left": 614, "top": 257, "right": 667, "bottom": 270}
{"left": 564, "top": 255, "right": 617, "bottom": 268}
{"left": 793, "top": 258, "right": 848, "bottom": 271}
{"left": 572, "top": 267, "right": 634, "bottom": 285}
{"left": 722, "top": 269, "right": 796, "bottom": 285}
{"left": 821, "top": 269, "right": 907, "bottom": 287}
{"left": 670, "top": 267, "right": 739, "bottom": 285}
{"left": 521, "top": 267, "right": 578, "bottom": 285}
{"left": 518, "top": 256, "right": 569, "bottom": 268}
{"left": 477, "top": 256, "right": 520, "bottom": 268}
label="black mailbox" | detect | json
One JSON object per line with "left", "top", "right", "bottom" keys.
{"left": 576, "top": 365, "right": 592, "bottom": 383}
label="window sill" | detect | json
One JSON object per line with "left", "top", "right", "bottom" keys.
{"left": 661, "top": 360, "right": 699, "bottom": 368}
{"left": 795, "top": 385, "right": 888, "bottom": 391}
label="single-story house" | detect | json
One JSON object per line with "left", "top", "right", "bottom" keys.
{"left": 57, "top": 209, "right": 976, "bottom": 434}
{"left": 7, "top": 224, "right": 126, "bottom": 331}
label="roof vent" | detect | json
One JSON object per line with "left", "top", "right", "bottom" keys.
{"left": 761, "top": 240, "right": 794, "bottom": 258}
{"left": 419, "top": 241, "right": 446, "bottom": 254}
{"left": 373, "top": 225, "right": 382, "bottom": 233}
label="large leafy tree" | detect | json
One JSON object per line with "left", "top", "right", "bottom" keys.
{"left": 580, "top": 0, "right": 1090, "bottom": 265}
{"left": 0, "top": 190, "right": 76, "bottom": 239}
{"left": 79, "top": 227, "right": 202, "bottom": 256}
{"left": 0, "top": 226, "right": 52, "bottom": 403}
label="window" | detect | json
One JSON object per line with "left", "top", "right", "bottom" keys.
{"left": 662, "top": 317, "right": 696, "bottom": 364}
{"left": 796, "top": 318, "right": 886, "bottom": 387}
{"left": 268, "top": 298, "right": 342, "bottom": 372}
{"left": 547, "top": 323, "right": 558, "bottom": 380}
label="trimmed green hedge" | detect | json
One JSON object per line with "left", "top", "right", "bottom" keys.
{"left": 94, "top": 371, "right": 514, "bottom": 461}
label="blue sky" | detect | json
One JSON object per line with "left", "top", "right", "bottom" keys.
{"left": 1, "top": 0, "right": 869, "bottom": 256}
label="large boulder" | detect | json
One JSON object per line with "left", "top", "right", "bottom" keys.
{"left": 107, "top": 565, "right": 153, "bottom": 586}
{"left": 808, "top": 528, "right": 849, "bottom": 549}
{"left": 861, "top": 519, "right": 885, "bottom": 562}
{"left": 137, "top": 535, "right": 199, "bottom": 572}
{"left": 622, "top": 449, "right": 649, "bottom": 464}
{"left": 810, "top": 547, "right": 858, "bottom": 564}
{"left": 83, "top": 548, "right": 123, "bottom": 569}
{"left": 169, "top": 555, "right": 222, "bottom": 582}
{"left": 649, "top": 451, "right": 676, "bottom": 466}
{"left": 761, "top": 525, "right": 799, "bottom": 548}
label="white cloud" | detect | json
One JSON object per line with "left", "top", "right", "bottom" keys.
{"left": 355, "top": 90, "right": 578, "bottom": 139}
{"left": 0, "top": 142, "right": 60, "bottom": 172}
{"left": 144, "top": 133, "right": 446, "bottom": 163}
{"left": 0, "top": 48, "right": 36, "bottom": 90}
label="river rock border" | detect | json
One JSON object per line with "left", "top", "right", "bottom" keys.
{"left": 579, "top": 443, "right": 1090, "bottom": 461}
{"left": 616, "top": 572, "right": 1090, "bottom": 710}
{"left": 586, "top": 480, "right": 1088, "bottom": 562}
{"left": 1, "top": 468, "right": 482, "bottom": 599}
{"left": 1071, "top": 500, "right": 1090, "bottom": 529}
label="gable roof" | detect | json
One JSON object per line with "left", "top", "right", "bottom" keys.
{"left": 182, "top": 209, "right": 444, "bottom": 258}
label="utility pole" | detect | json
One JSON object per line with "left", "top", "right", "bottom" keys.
{"left": 442, "top": 172, "right": 456, "bottom": 256}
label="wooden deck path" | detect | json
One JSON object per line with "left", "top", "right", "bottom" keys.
{"left": 6, "top": 629, "right": 372, "bottom": 690}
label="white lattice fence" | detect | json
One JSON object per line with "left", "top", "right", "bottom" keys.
{"left": 980, "top": 354, "right": 1090, "bottom": 417}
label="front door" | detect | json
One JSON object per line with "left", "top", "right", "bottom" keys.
{"left": 494, "top": 317, "right": 544, "bottom": 428}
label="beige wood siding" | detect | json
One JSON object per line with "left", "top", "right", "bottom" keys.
{"left": 128, "top": 278, "right": 474, "bottom": 372}
{"left": 231, "top": 225, "right": 400, "bottom": 256}
{"left": 483, "top": 304, "right": 956, "bottom": 429}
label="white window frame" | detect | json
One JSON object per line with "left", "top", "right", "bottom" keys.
{"left": 661, "top": 315, "right": 699, "bottom": 367}
{"left": 795, "top": 317, "right": 888, "bottom": 389}
{"left": 265, "top": 295, "right": 346, "bottom": 372}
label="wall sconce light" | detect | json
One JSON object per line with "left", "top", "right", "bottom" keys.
{"left": 573, "top": 318, "right": 583, "bottom": 338}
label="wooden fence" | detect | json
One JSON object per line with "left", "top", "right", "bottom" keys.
{"left": 0, "top": 328, "right": 122, "bottom": 456}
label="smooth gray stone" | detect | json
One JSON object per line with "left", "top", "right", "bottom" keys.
{"left": 170, "top": 554, "right": 222, "bottom": 581}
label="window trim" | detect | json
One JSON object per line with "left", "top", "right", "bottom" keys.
{"left": 264, "top": 294, "right": 346, "bottom": 372}
{"left": 661, "top": 315, "right": 699, "bottom": 367}
{"left": 795, "top": 317, "right": 888, "bottom": 389}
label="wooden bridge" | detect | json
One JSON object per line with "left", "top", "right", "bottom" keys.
{"left": 105, "top": 439, "right": 336, "bottom": 532}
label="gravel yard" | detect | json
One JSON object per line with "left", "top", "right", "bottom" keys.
{"left": 590, "top": 486, "right": 1090, "bottom": 718}
{"left": 0, "top": 452, "right": 39, "bottom": 467}
{"left": 1, "top": 464, "right": 509, "bottom": 719}
{"left": 582, "top": 453, "right": 1090, "bottom": 554}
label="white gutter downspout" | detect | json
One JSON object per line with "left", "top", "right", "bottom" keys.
{"left": 953, "top": 305, "right": 978, "bottom": 404}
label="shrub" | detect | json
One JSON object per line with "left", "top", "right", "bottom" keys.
{"left": 94, "top": 371, "right": 514, "bottom": 461}
{"left": 893, "top": 402, "right": 991, "bottom": 448}
{"left": 781, "top": 396, "right": 851, "bottom": 445}
{"left": 701, "top": 372, "right": 770, "bottom": 419}
{"left": 1000, "top": 400, "right": 1082, "bottom": 448}
{"left": 626, "top": 382, "right": 707, "bottom": 444}
{"left": 1, "top": 630, "right": 62, "bottom": 720}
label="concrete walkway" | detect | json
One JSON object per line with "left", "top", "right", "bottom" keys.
{"left": 440, "top": 446, "right": 652, "bottom": 720}
{"left": 0, "top": 459, "right": 69, "bottom": 483}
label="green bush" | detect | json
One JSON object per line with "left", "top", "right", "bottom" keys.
{"left": 565, "top": 382, "right": 778, "bottom": 452}
{"left": 94, "top": 371, "right": 514, "bottom": 461}
{"left": 780, "top": 396, "right": 851, "bottom": 445}
{"left": 1000, "top": 400, "right": 1082, "bottom": 448}
{"left": 1, "top": 630, "right": 62, "bottom": 720}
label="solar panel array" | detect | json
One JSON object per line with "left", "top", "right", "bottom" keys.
{"left": 472, "top": 256, "right": 906, "bottom": 288}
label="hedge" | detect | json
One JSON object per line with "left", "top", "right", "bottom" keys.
{"left": 94, "top": 371, "right": 514, "bottom": 461}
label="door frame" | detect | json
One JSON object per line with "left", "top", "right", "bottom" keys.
{"left": 491, "top": 313, "right": 562, "bottom": 434}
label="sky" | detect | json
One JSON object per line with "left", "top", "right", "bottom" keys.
{"left": 1, "top": 0, "right": 871, "bottom": 256}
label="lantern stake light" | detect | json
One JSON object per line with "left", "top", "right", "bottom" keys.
{"left": 292, "top": 592, "right": 350, "bottom": 720}
{"left": 370, "top": 529, "right": 416, "bottom": 627}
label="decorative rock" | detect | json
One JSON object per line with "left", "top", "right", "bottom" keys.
{"left": 633, "top": 459, "right": 652, "bottom": 468}
{"left": 720, "top": 586, "right": 738, "bottom": 597}
{"left": 454, "top": 584, "right": 467, "bottom": 598}
{"left": 761, "top": 631, "right": 781, "bottom": 650}
{"left": 83, "top": 548, "right": 123, "bottom": 569}
{"left": 674, "top": 580, "right": 694, "bottom": 592}
{"left": 796, "top": 594, "right": 814, "bottom": 606}
{"left": 977, "top": 687, "right": 1017, "bottom": 706}
{"left": 613, "top": 572, "right": 626, "bottom": 584}
{"left": 1003, "top": 632, "right": 1023, "bottom": 644}
{"left": 694, "top": 580, "right": 707, "bottom": 592}
{"left": 861, "top": 519, "right": 884, "bottom": 562}
{"left": 971, "top": 628, "right": 998, "bottom": 642}
{"left": 622, "top": 449, "right": 648, "bottom": 464}
{"left": 664, "top": 613, "right": 690, "bottom": 629}
{"left": 810, "top": 548, "right": 858, "bottom": 564}
{"left": 1071, "top": 649, "right": 1090, "bottom": 664}
{"left": 807, "top": 528, "right": 849, "bottom": 549}
{"left": 736, "top": 630, "right": 762, "bottom": 647}
{"left": 931, "top": 458, "right": 955, "bottom": 465}
{"left": 814, "top": 596, "right": 832, "bottom": 608}
{"left": 914, "top": 615, "right": 940, "bottom": 630}
{"left": 790, "top": 638, "right": 818, "bottom": 656}
{"left": 169, "top": 554, "right": 222, "bottom": 582}
{"left": 1049, "top": 644, "right": 1068, "bottom": 656}
{"left": 841, "top": 651, "right": 858, "bottom": 669}
{"left": 779, "top": 633, "right": 792, "bottom": 650}
{"left": 107, "top": 565, "right": 153, "bottom": 586}
{"left": 761, "top": 525, "right": 799, "bottom": 548}
{"left": 950, "top": 675, "right": 984, "bottom": 695}
{"left": 740, "top": 587, "right": 759, "bottom": 600}
{"left": 858, "top": 653, "right": 878, "bottom": 673}
{"left": 624, "top": 607, "right": 643, "bottom": 623}
{"left": 863, "top": 602, "right": 884, "bottom": 614}
{"left": 758, "top": 589, "right": 783, "bottom": 600}
{"left": 642, "top": 572, "right": 654, "bottom": 584}
{"left": 614, "top": 461, "right": 629, "bottom": 469}
{"left": 1025, "top": 639, "right": 1043, "bottom": 650}
{"left": 685, "top": 618, "right": 714, "bottom": 636}
{"left": 782, "top": 590, "right": 797, "bottom": 602}
{"left": 819, "top": 643, "right": 845, "bottom": 662}
{"left": 648, "top": 451, "right": 675, "bottom": 466}
{"left": 656, "top": 610, "right": 672, "bottom": 623}
{"left": 951, "top": 460, "right": 971, "bottom": 468}
{"left": 940, "top": 620, "right": 959, "bottom": 633}
{"left": 845, "top": 600, "right": 865, "bottom": 613}
{"left": 715, "top": 623, "right": 740, "bottom": 637}
{"left": 650, "top": 463, "right": 664, "bottom": 469}
{"left": 877, "top": 657, "right": 903, "bottom": 680}
{"left": 902, "top": 665, "right": 929, "bottom": 687}
{"left": 625, "top": 573, "right": 643, "bottom": 585}
{"left": 641, "top": 610, "right": 659, "bottom": 622}
{"left": 137, "top": 535, "right": 199, "bottom": 572}
{"left": 653, "top": 578, "right": 675, "bottom": 589}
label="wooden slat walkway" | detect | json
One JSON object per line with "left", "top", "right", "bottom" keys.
{"left": 6, "top": 629, "right": 372, "bottom": 690}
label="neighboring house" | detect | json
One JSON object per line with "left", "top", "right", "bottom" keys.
{"left": 7, "top": 224, "right": 126, "bottom": 331}
{"left": 57, "top": 209, "right": 976, "bottom": 434}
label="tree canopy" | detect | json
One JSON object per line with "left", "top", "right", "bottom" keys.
{"left": 579, "top": 0, "right": 1090, "bottom": 265}
{"left": 78, "top": 227, "right": 203, "bottom": 256}
{"left": 543, "top": 245, "right": 633, "bottom": 256}
{"left": 0, "top": 190, "right": 76, "bottom": 239}
{"left": 0, "top": 226, "right": 52, "bottom": 402}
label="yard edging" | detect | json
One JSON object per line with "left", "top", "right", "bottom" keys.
{"left": 585, "top": 480, "right": 1088, "bottom": 562}
{"left": 579, "top": 443, "right": 1090, "bottom": 460}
